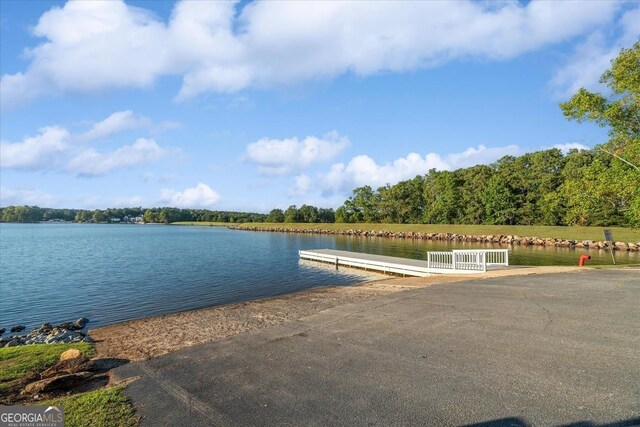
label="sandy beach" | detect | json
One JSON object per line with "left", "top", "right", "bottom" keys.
{"left": 90, "top": 266, "right": 583, "bottom": 361}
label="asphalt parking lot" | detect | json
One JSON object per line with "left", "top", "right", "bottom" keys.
{"left": 115, "top": 269, "right": 640, "bottom": 426}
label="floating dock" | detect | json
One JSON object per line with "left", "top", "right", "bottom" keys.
{"left": 299, "top": 249, "right": 431, "bottom": 277}
{"left": 299, "top": 248, "right": 509, "bottom": 276}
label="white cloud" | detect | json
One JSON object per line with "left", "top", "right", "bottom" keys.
{"left": 552, "top": 142, "right": 589, "bottom": 153}
{"left": 0, "top": 126, "right": 70, "bottom": 169}
{"left": 1, "top": 111, "right": 171, "bottom": 175}
{"left": 551, "top": 6, "right": 640, "bottom": 98}
{"left": 160, "top": 183, "right": 220, "bottom": 208}
{"left": 68, "top": 138, "right": 165, "bottom": 176}
{"left": 446, "top": 144, "right": 521, "bottom": 169}
{"left": 79, "top": 110, "right": 151, "bottom": 141}
{"left": 114, "top": 195, "right": 142, "bottom": 207}
{"left": 245, "top": 131, "right": 349, "bottom": 175}
{"left": 0, "top": 186, "right": 57, "bottom": 207}
{"left": 0, "top": 0, "right": 622, "bottom": 110}
{"left": 289, "top": 174, "right": 312, "bottom": 197}
{"left": 320, "top": 144, "right": 520, "bottom": 194}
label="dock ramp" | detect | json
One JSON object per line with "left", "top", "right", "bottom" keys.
{"left": 299, "top": 249, "right": 509, "bottom": 276}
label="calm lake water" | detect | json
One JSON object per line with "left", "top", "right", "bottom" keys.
{"left": 1, "top": 223, "right": 638, "bottom": 329}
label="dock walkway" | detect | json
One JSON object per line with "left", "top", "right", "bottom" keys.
{"left": 299, "top": 249, "right": 430, "bottom": 277}
{"left": 300, "top": 248, "right": 510, "bottom": 276}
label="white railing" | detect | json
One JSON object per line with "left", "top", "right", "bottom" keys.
{"left": 427, "top": 249, "right": 509, "bottom": 274}
{"left": 453, "top": 249, "right": 509, "bottom": 266}
{"left": 454, "top": 251, "right": 486, "bottom": 271}
{"left": 427, "top": 251, "right": 454, "bottom": 270}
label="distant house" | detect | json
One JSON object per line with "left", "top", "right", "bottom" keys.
{"left": 110, "top": 218, "right": 121, "bottom": 223}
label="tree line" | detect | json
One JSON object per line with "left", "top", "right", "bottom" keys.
{"left": 334, "top": 147, "right": 637, "bottom": 227}
{"left": 0, "top": 206, "right": 267, "bottom": 224}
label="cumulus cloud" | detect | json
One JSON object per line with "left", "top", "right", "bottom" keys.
{"left": 551, "top": 6, "right": 640, "bottom": 98}
{"left": 0, "top": 0, "right": 622, "bottom": 109}
{"left": 160, "top": 183, "right": 220, "bottom": 208}
{"left": 552, "top": 142, "right": 590, "bottom": 153}
{"left": 319, "top": 144, "right": 520, "bottom": 194}
{"left": 245, "top": 131, "right": 349, "bottom": 175}
{"left": 289, "top": 174, "right": 312, "bottom": 197}
{"left": 79, "top": 110, "right": 151, "bottom": 141}
{"left": 0, "top": 186, "right": 57, "bottom": 207}
{"left": 0, "top": 126, "right": 70, "bottom": 169}
{"left": 1, "top": 111, "right": 171, "bottom": 175}
{"left": 67, "top": 138, "right": 165, "bottom": 176}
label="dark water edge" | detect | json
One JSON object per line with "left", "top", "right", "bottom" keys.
{"left": 0, "top": 223, "right": 638, "bottom": 330}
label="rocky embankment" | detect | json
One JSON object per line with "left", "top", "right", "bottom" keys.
{"left": 228, "top": 226, "right": 640, "bottom": 251}
{"left": 0, "top": 318, "right": 93, "bottom": 348}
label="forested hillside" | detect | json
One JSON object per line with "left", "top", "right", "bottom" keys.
{"left": 334, "top": 148, "right": 636, "bottom": 226}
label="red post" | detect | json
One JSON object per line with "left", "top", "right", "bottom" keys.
{"left": 578, "top": 255, "right": 591, "bottom": 266}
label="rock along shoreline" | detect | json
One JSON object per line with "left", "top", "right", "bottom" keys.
{"left": 227, "top": 226, "right": 640, "bottom": 252}
{"left": 0, "top": 318, "right": 93, "bottom": 348}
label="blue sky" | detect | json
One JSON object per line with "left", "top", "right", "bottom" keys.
{"left": 1, "top": 0, "right": 638, "bottom": 212}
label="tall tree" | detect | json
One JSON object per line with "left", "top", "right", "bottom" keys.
{"left": 422, "top": 170, "right": 461, "bottom": 224}
{"left": 267, "top": 208, "right": 285, "bottom": 222}
{"left": 284, "top": 205, "right": 301, "bottom": 223}
{"left": 560, "top": 40, "right": 640, "bottom": 226}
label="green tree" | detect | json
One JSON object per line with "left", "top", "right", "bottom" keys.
{"left": 481, "top": 175, "right": 517, "bottom": 225}
{"left": 335, "top": 206, "right": 348, "bottom": 223}
{"left": 422, "top": 170, "right": 461, "bottom": 224}
{"left": 92, "top": 210, "right": 107, "bottom": 223}
{"left": 143, "top": 209, "right": 158, "bottom": 223}
{"left": 457, "top": 165, "right": 493, "bottom": 224}
{"left": 75, "top": 211, "right": 89, "bottom": 222}
{"left": 266, "top": 208, "right": 285, "bottom": 222}
{"left": 284, "top": 205, "right": 301, "bottom": 223}
{"left": 298, "top": 205, "right": 320, "bottom": 223}
{"left": 560, "top": 40, "right": 640, "bottom": 226}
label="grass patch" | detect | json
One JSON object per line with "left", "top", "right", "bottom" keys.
{"left": 0, "top": 343, "right": 94, "bottom": 391}
{"left": 42, "top": 385, "right": 138, "bottom": 427}
{"left": 227, "top": 222, "right": 640, "bottom": 242}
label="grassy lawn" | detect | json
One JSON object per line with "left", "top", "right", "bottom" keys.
{"left": 42, "top": 385, "right": 139, "bottom": 427}
{"left": 0, "top": 343, "right": 94, "bottom": 392}
{"left": 171, "top": 221, "right": 228, "bottom": 226}
{"left": 225, "top": 222, "right": 640, "bottom": 242}
{"left": 1, "top": 343, "right": 138, "bottom": 426}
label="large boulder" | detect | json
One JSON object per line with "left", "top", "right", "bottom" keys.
{"left": 57, "top": 322, "right": 74, "bottom": 330}
{"left": 73, "top": 318, "right": 89, "bottom": 330}
{"left": 59, "top": 348, "right": 83, "bottom": 361}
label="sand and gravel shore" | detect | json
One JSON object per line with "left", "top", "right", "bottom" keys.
{"left": 90, "top": 266, "right": 583, "bottom": 361}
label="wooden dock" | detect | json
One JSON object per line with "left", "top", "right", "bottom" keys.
{"left": 299, "top": 248, "right": 510, "bottom": 276}
{"left": 299, "top": 249, "right": 431, "bottom": 277}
